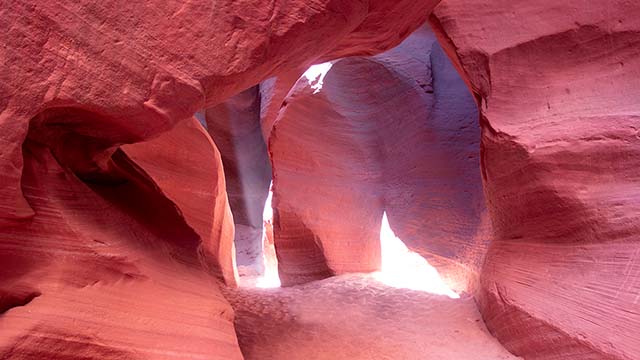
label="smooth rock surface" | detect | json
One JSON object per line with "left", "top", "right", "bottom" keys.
{"left": 0, "top": 118, "right": 242, "bottom": 359}
{"left": 0, "top": 1, "right": 440, "bottom": 357}
{"left": 0, "top": 0, "right": 439, "bottom": 226}
{"left": 2, "top": 1, "right": 638, "bottom": 358}
{"left": 122, "top": 117, "right": 238, "bottom": 285}
{"left": 268, "top": 27, "right": 485, "bottom": 289}
{"left": 431, "top": 1, "right": 640, "bottom": 358}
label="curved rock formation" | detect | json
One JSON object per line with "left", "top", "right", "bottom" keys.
{"left": 431, "top": 1, "right": 640, "bottom": 358}
{"left": 0, "top": 117, "right": 241, "bottom": 359}
{"left": 259, "top": 69, "right": 307, "bottom": 140}
{"left": 268, "top": 27, "right": 485, "bottom": 288}
{"left": 2, "top": 1, "right": 638, "bottom": 358}
{"left": 122, "top": 118, "right": 238, "bottom": 285}
{"left": 0, "top": 0, "right": 439, "bottom": 227}
{"left": 0, "top": 1, "right": 440, "bottom": 358}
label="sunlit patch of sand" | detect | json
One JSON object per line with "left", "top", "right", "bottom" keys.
{"left": 374, "top": 212, "right": 460, "bottom": 298}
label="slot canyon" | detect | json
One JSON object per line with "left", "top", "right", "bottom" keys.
{"left": 0, "top": 1, "right": 638, "bottom": 359}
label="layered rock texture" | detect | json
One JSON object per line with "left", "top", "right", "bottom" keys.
{"left": 1, "top": 0, "right": 638, "bottom": 359}
{"left": 1, "top": 117, "right": 241, "bottom": 359}
{"left": 0, "top": 0, "right": 439, "bottom": 358}
{"left": 268, "top": 26, "right": 486, "bottom": 289}
{"left": 430, "top": 1, "right": 640, "bottom": 359}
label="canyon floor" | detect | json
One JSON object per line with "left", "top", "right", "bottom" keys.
{"left": 224, "top": 274, "right": 519, "bottom": 360}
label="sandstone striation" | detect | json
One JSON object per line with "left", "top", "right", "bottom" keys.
{"left": 431, "top": 1, "right": 640, "bottom": 358}
{"left": 1, "top": 117, "right": 241, "bottom": 359}
{"left": 0, "top": 1, "right": 439, "bottom": 358}
{"left": 1, "top": 0, "right": 638, "bottom": 359}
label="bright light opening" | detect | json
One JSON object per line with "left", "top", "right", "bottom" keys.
{"left": 253, "top": 183, "right": 281, "bottom": 288}
{"left": 242, "top": 190, "right": 458, "bottom": 296}
{"left": 303, "top": 62, "right": 334, "bottom": 94}
{"left": 374, "top": 212, "right": 460, "bottom": 299}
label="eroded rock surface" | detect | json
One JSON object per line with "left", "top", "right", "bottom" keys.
{"left": 0, "top": 1, "right": 440, "bottom": 358}
{"left": 0, "top": 0, "right": 439, "bottom": 227}
{"left": 0, "top": 118, "right": 241, "bottom": 359}
{"left": 268, "top": 27, "right": 485, "bottom": 289}
{"left": 431, "top": 1, "right": 640, "bottom": 358}
{"left": 1, "top": 1, "right": 638, "bottom": 359}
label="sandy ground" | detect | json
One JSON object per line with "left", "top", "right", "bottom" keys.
{"left": 224, "top": 274, "right": 520, "bottom": 360}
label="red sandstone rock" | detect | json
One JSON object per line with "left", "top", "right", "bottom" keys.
{"left": 0, "top": 118, "right": 241, "bottom": 359}
{"left": 0, "top": 0, "right": 436, "bottom": 359}
{"left": 268, "top": 26, "right": 485, "bottom": 288}
{"left": 0, "top": 1, "right": 439, "bottom": 357}
{"left": 431, "top": 1, "right": 640, "bottom": 358}
{"left": 0, "top": 0, "right": 438, "bottom": 226}
{"left": 122, "top": 118, "right": 238, "bottom": 286}
{"left": 2, "top": 0, "right": 637, "bottom": 358}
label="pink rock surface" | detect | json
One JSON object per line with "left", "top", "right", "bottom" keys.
{"left": 431, "top": 1, "right": 640, "bottom": 358}
{"left": 0, "top": 0, "right": 439, "bottom": 226}
{"left": 259, "top": 69, "right": 306, "bottom": 140}
{"left": 268, "top": 27, "right": 485, "bottom": 289}
{"left": 1, "top": 118, "right": 241, "bottom": 359}
{"left": 0, "top": 1, "right": 439, "bottom": 357}
{"left": 122, "top": 117, "right": 238, "bottom": 285}
{"left": 1, "top": 0, "right": 638, "bottom": 358}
